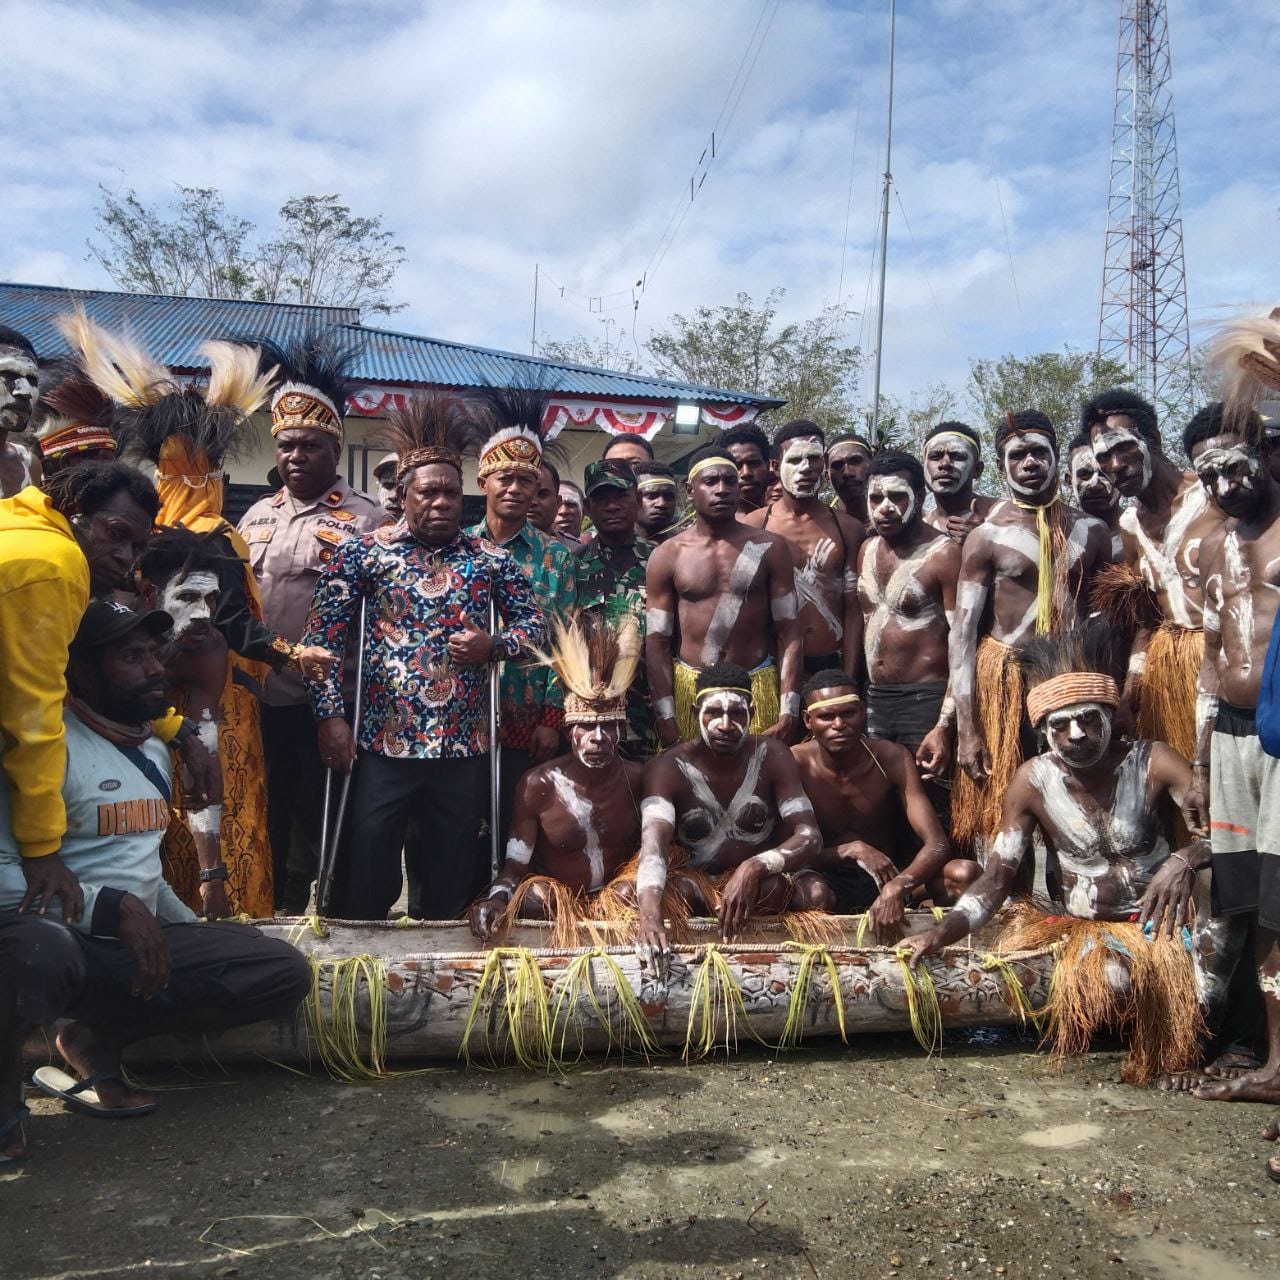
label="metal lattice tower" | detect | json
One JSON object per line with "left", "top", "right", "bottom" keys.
{"left": 1097, "top": 0, "right": 1192, "bottom": 416}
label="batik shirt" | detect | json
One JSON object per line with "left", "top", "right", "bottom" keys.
{"left": 304, "top": 524, "right": 543, "bottom": 760}
{"left": 574, "top": 534, "right": 655, "bottom": 758}
{"left": 465, "top": 518, "right": 575, "bottom": 750}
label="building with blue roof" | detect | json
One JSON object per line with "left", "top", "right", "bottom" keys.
{"left": 1, "top": 281, "right": 781, "bottom": 512}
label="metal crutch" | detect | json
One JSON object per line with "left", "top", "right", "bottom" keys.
{"left": 315, "top": 596, "right": 368, "bottom": 914}
{"left": 488, "top": 592, "right": 502, "bottom": 878}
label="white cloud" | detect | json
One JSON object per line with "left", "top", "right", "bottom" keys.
{"left": 2, "top": 0, "right": 1275, "bottom": 415}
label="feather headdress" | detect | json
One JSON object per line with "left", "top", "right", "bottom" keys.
{"left": 370, "top": 393, "right": 485, "bottom": 481}
{"left": 1207, "top": 307, "right": 1280, "bottom": 435}
{"left": 471, "top": 380, "right": 556, "bottom": 479}
{"left": 33, "top": 361, "right": 118, "bottom": 463}
{"left": 251, "top": 327, "right": 364, "bottom": 442}
{"left": 533, "top": 611, "right": 642, "bottom": 725}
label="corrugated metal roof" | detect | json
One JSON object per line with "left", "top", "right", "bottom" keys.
{"left": 0, "top": 281, "right": 780, "bottom": 409}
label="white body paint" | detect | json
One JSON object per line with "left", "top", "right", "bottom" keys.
{"left": 793, "top": 538, "right": 842, "bottom": 637}
{"left": 505, "top": 837, "right": 533, "bottom": 866}
{"left": 675, "top": 743, "right": 771, "bottom": 866}
{"left": 549, "top": 768, "right": 607, "bottom": 890}
{"left": 1120, "top": 482, "right": 1209, "bottom": 627}
{"left": 754, "top": 849, "right": 786, "bottom": 874}
{"left": 861, "top": 537, "right": 942, "bottom": 669}
{"left": 701, "top": 541, "right": 768, "bottom": 665}
{"left": 646, "top": 608, "right": 673, "bottom": 637}
{"left": 1222, "top": 531, "right": 1254, "bottom": 675}
{"left": 189, "top": 803, "right": 222, "bottom": 835}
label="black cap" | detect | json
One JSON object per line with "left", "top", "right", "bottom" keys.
{"left": 71, "top": 599, "right": 173, "bottom": 655}
{"left": 584, "top": 458, "right": 637, "bottom": 496}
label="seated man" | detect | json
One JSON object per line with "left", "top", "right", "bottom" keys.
{"left": 791, "top": 670, "right": 978, "bottom": 928}
{"left": 468, "top": 615, "right": 645, "bottom": 940}
{"left": 634, "top": 662, "right": 826, "bottom": 958}
{"left": 905, "top": 623, "right": 1238, "bottom": 1085}
{"left": 0, "top": 600, "right": 310, "bottom": 1163}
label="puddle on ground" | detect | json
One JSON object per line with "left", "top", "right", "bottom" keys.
{"left": 424, "top": 1083, "right": 585, "bottom": 1142}
{"left": 493, "top": 1155, "right": 548, "bottom": 1192}
{"left": 1018, "top": 1122, "right": 1102, "bottom": 1148}
{"left": 1125, "top": 1236, "right": 1262, "bottom": 1280}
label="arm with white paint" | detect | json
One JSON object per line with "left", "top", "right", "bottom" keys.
{"left": 905, "top": 775, "right": 1037, "bottom": 967}
{"left": 950, "top": 526, "right": 996, "bottom": 782}
{"left": 839, "top": 515, "right": 864, "bottom": 676}
{"left": 1138, "top": 742, "right": 1210, "bottom": 937}
{"left": 644, "top": 542, "right": 680, "bottom": 748}
{"left": 634, "top": 759, "right": 678, "bottom": 969}
{"left": 916, "top": 538, "right": 961, "bottom": 781}
{"left": 717, "top": 743, "right": 821, "bottom": 941}
{"left": 763, "top": 536, "right": 803, "bottom": 741}
{"left": 468, "top": 771, "right": 543, "bottom": 940}
{"left": 1185, "top": 559, "right": 1224, "bottom": 838}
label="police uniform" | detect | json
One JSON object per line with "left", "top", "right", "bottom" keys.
{"left": 237, "top": 478, "right": 384, "bottom": 908}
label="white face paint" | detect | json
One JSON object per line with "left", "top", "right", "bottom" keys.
{"left": 160, "top": 570, "right": 219, "bottom": 639}
{"left": 569, "top": 721, "right": 621, "bottom": 769}
{"left": 697, "top": 690, "right": 751, "bottom": 753}
{"left": 1195, "top": 442, "right": 1263, "bottom": 510}
{"left": 779, "top": 437, "right": 825, "bottom": 498}
{"left": 866, "top": 474, "right": 918, "bottom": 537}
{"left": 1091, "top": 418, "right": 1152, "bottom": 495}
{"left": 1043, "top": 701, "right": 1113, "bottom": 770}
{"left": 923, "top": 434, "right": 977, "bottom": 494}
{"left": 1068, "top": 447, "right": 1117, "bottom": 512}
{"left": 0, "top": 349, "right": 40, "bottom": 434}
{"left": 1001, "top": 430, "right": 1057, "bottom": 498}
{"left": 557, "top": 484, "right": 583, "bottom": 515}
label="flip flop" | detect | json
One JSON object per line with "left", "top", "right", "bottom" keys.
{"left": 1, "top": 1106, "right": 30, "bottom": 1165}
{"left": 31, "top": 1067, "right": 156, "bottom": 1118}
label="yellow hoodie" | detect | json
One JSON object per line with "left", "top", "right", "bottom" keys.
{"left": 0, "top": 485, "right": 91, "bottom": 858}
{"left": 0, "top": 486, "right": 185, "bottom": 858}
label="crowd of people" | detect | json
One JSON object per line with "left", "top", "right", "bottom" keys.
{"left": 1, "top": 304, "right": 1279, "bottom": 1185}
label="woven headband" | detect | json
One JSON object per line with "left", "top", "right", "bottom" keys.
{"left": 39, "top": 423, "right": 117, "bottom": 460}
{"left": 1026, "top": 673, "right": 1119, "bottom": 727}
{"left": 398, "top": 446, "right": 461, "bottom": 480}
{"left": 564, "top": 692, "right": 626, "bottom": 726}
{"left": 687, "top": 456, "right": 736, "bottom": 483}
{"left": 804, "top": 692, "right": 861, "bottom": 714}
{"left": 695, "top": 685, "right": 752, "bottom": 704}
{"left": 271, "top": 384, "right": 343, "bottom": 441}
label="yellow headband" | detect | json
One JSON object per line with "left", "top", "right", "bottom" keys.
{"left": 926, "top": 431, "right": 978, "bottom": 454}
{"left": 687, "top": 456, "right": 736, "bottom": 483}
{"left": 637, "top": 476, "right": 677, "bottom": 491}
{"left": 804, "top": 692, "right": 861, "bottom": 714}
{"left": 695, "top": 685, "right": 752, "bottom": 704}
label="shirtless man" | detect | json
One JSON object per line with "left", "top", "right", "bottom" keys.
{"left": 907, "top": 624, "right": 1234, "bottom": 1082}
{"left": 634, "top": 663, "right": 826, "bottom": 959}
{"left": 826, "top": 433, "right": 873, "bottom": 523}
{"left": 1066, "top": 432, "right": 1123, "bottom": 562}
{"left": 645, "top": 445, "right": 802, "bottom": 747}
{"left": 744, "top": 420, "right": 863, "bottom": 674}
{"left": 719, "top": 424, "right": 772, "bottom": 514}
{"left": 922, "top": 421, "right": 997, "bottom": 544}
{"left": 1084, "top": 389, "right": 1225, "bottom": 761}
{"left": 950, "top": 410, "right": 1112, "bottom": 851}
{"left": 0, "top": 326, "right": 42, "bottom": 498}
{"left": 792, "top": 670, "right": 978, "bottom": 928}
{"left": 468, "top": 698, "right": 642, "bottom": 937}
{"left": 633, "top": 460, "right": 682, "bottom": 543}
{"left": 1179, "top": 402, "right": 1280, "bottom": 1125}
{"left": 857, "top": 450, "right": 961, "bottom": 820}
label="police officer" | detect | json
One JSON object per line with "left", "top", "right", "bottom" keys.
{"left": 236, "top": 336, "right": 385, "bottom": 911}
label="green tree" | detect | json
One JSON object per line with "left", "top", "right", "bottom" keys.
{"left": 645, "top": 289, "right": 861, "bottom": 431}
{"left": 536, "top": 330, "right": 647, "bottom": 376}
{"left": 965, "top": 347, "right": 1132, "bottom": 445}
{"left": 88, "top": 185, "right": 406, "bottom": 314}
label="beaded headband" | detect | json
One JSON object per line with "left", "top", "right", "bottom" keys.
{"left": 271, "top": 383, "right": 343, "bottom": 440}
{"left": 477, "top": 426, "right": 542, "bottom": 479}
{"left": 38, "top": 423, "right": 117, "bottom": 460}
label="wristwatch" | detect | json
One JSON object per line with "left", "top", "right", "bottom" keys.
{"left": 198, "top": 864, "right": 229, "bottom": 883}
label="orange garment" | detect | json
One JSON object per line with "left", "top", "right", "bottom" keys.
{"left": 157, "top": 441, "right": 273, "bottom": 917}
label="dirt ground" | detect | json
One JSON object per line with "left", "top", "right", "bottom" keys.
{"left": 2, "top": 1031, "right": 1276, "bottom": 1280}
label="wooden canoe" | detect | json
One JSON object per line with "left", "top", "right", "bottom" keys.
{"left": 100, "top": 910, "right": 1052, "bottom": 1073}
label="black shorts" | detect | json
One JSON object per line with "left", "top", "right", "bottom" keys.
{"left": 1211, "top": 850, "right": 1280, "bottom": 933}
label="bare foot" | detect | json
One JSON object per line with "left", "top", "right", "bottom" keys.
{"left": 1, "top": 1108, "right": 26, "bottom": 1162}
{"left": 1192, "top": 1069, "right": 1280, "bottom": 1105}
{"left": 1155, "top": 1069, "right": 1210, "bottom": 1093}
{"left": 55, "top": 1023, "right": 155, "bottom": 1112}
{"left": 1201, "top": 1049, "right": 1263, "bottom": 1079}
{"left": 1264, "top": 1117, "right": 1280, "bottom": 1185}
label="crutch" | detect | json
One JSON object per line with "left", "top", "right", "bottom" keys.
{"left": 488, "top": 592, "right": 502, "bottom": 878}
{"left": 315, "top": 596, "right": 368, "bottom": 914}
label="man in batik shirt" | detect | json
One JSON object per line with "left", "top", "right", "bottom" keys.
{"left": 574, "top": 458, "right": 654, "bottom": 758}
{"left": 304, "top": 436, "right": 543, "bottom": 921}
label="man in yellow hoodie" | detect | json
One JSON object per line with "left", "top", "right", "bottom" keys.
{"left": 0, "top": 462, "right": 217, "bottom": 921}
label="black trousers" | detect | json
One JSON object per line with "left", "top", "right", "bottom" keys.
{"left": 0, "top": 913, "right": 310, "bottom": 1039}
{"left": 339, "top": 752, "right": 487, "bottom": 921}
{"left": 260, "top": 703, "right": 355, "bottom": 912}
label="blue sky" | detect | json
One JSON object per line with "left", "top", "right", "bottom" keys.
{"left": 4, "top": 0, "right": 1276, "bottom": 409}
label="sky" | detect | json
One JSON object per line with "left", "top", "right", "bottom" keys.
{"left": 4, "top": 0, "right": 1277, "bottom": 409}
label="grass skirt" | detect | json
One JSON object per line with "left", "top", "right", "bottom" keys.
{"left": 674, "top": 658, "right": 780, "bottom": 742}
{"left": 951, "top": 637, "right": 1026, "bottom": 853}
{"left": 995, "top": 902, "right": 1204, "bottom": 1084}
{"left": 1136, "top": 623, "right": 1202, "bottom": 765}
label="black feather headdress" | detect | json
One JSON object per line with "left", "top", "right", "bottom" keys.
{"left": 370, "top": 393, "right": 485, "bottom": 481}
{"left": 470, "top": 377, "right": 560, "bottom": 478}
{"left": 250, "top": 327, "right": 364, "bottom": 442}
